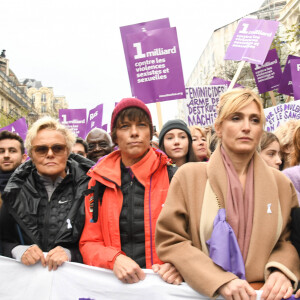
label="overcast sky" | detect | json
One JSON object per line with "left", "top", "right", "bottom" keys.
{"left": 1, "top": 0, "right": 263, "bottom": 127}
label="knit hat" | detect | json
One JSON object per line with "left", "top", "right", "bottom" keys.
{"left": 110, "top": 98, "right": 153, "bottom": 134}
{"left": 159, "top": 119, "right": 192, "bottom": 147}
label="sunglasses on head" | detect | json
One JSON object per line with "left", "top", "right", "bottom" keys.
{"left": 32, "top": 144, "right": 67, "bottom": 156}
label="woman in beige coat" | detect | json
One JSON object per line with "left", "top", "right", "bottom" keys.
{"left": 156, "top": 89, "right": 300, "bottom": 300}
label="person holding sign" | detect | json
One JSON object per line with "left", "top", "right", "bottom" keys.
{"left": 158, "top": 120, "right": 197, "bottom": 167}
{"left": 80, "top": 98, "right": 181, "bottom": 285}
{"left": 156, "top": 89, "right": 299, "bottom": 300}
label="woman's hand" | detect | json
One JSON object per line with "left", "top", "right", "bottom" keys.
{"left": 21, "top": 245, "right": 46, "bottom": 267}
{"left": 113, "top": 254, "right": 145, "bottom": 284}
{"left": 45, "top": 246, "right": 69, "bottom": 271}
{"left": 152, "top": 263, "right": 183, "bottom": 285}
{"left": 218, "top": 279, "right": 256, "bottom": 300}
{"left": 261, "top": 271, "right": 293, "bottom": 300}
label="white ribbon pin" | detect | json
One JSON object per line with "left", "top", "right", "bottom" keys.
{"left": 66, "top": 219, "right": 72, "bottom": 229}
{"left": 267, "top": 203, "right": 272, "bottom": 214}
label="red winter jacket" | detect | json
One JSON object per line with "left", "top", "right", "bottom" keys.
{"left": 79, "top": 147, "right": 171, "bottom": 269}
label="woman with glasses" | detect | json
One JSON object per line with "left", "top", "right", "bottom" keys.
{"left": 0, "top": 116, "right": 93, "bottom": 270}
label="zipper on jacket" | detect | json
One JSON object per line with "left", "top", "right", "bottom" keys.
{"left": 129, "top": 178, "right": 134, "bottom": 259}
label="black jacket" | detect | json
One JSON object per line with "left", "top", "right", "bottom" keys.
{"left": 0, "top": 153, "right": 94, "bottom": 262}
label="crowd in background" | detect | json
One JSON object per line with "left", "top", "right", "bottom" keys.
{"left": 1, "top": 89, "right": 300, "bottom": 299}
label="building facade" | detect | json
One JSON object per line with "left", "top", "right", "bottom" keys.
{"left": 0, "top": 51, "right": 37, "bottom": 127}
{"left": 22, "top": 79, "right": 68, "bottom": 118}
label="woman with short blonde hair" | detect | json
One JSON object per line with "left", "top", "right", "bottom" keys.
{"left": 156, "top": 89, "right": 299, "bottom": 300}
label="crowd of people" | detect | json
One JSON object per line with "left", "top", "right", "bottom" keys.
{"left": 1, "top": 89, "right": 300, "bottom": 299}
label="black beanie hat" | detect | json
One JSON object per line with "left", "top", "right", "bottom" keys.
{"left": 158, "top": 119, "right": 192, "bottom": 147}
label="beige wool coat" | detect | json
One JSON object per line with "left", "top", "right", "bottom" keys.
{"left": 155, "top": 146, "right": 300, "bottom": 297}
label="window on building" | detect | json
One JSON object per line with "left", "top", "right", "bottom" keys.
{"left": 41, "top": 93, "right": 47, "bottom": 102}
{"left": 41, "top": 105, "right": 47, "bottom": 113}
{"left": 32, "top": 94, "right": 35, "bottom": 104}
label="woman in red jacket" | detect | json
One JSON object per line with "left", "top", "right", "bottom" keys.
{"left": 80, "top": 98, "right": 182, "bottom": 285}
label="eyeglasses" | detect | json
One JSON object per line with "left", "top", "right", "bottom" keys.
{"left": 32, "top": 144, "right": 67, "bottom": 156}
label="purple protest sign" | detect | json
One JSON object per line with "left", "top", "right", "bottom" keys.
{"left": 278, "top": 55, "right": 300, "bottom": 96}
{"left": 101, "top": 124, "right": 108, "bottom": 132}
{"left": 251, "top": 48, "right": 282, "bottom": 94}
{"left": 124, "top": 27, "right": 186, "bottom": 103}
{"left": 86, "top": 104, "right": 104, "bottom": 134}
{"left": 59, "top": 109, "right": 86, "bottom": 138}
{"left": 0, "top": 118, "right": 28, "bottom": 141}
{"left": 210, "top": 77, "right": 243, "bottom": 89}
{"left": 224, "top": 18, "right": 279, "bottom": 65}
{"left": 120, "top": 18, "right": 170, "bottom": 96}
{"left": 290, "top": 58, "right": 300, "bottom": 100}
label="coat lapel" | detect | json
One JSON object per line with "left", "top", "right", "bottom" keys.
{"left": 245, "top": 152, "right": 282, "bottom": 270}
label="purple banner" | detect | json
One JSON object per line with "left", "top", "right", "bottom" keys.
{"left": 185, "top": 85, "right": 227, "bottom": 127}
{"left": 290, "top": 58, "right": 300, "bottom": 100}
{"left": 0, "top": 118, "right": 28, "bottom": 141}
{"left": 210, "top": 77, "right": 243, "bottom": 89}
{"left": 224, "top": 18, "right": 279, "bottom": 65}
{"left": 278, "top": 55, "right": 300, "bottom": 96}
{"left": 251, "top": 48, "right": 282, "bottom": 94}
{"left": 86, "top": 104, "right": 103, "bottom": 134}
{"left": 59, "top": 109, "right": 86, "bottom": 138}
{"left": 122, "top": 26, "right": 186, "bottom": 103}
{"left": 120, "top": 18, "right": 170, "bottom": 97}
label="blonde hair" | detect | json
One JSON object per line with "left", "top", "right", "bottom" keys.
{"left": 189, "top": 125, "right": 211, "bottom": 157}
{"left": 25, "top": 116, "right": 76, "bottom": 157}
{"left": 274, "top": 120, "right": 300, "bottom": 151}
{"left": 290, "top": 125, "right": 300, "bottom": 166}
{"left": 215, "top": 88, "right": 265, "bottom": 128}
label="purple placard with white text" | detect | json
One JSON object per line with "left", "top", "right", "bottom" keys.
{"left": 224, "top": 18, "right": 279, "bottom": 65}
{"left": 278, "top": 55, "right": 300, "bottom": 96}
{"left": 0, "top": 118, "right": 28, "bottom": 141}
{"left": 290, "top": 58, "right": 300, "bottom": 100}
{"left": 185, "top": 85, "right": 227, "bottom": 127}
{"left": 125, "top": 27, "right": 186, "bottom": 103}
{"left": 210, "top": 77, "right": 243, "bottom": 89}
{"left": 120, "top": 18, "right": 170, "bottom": 96}
{"left": 86, "top": 104, "right": 104, "bottom": 134}
{"left": 59, "top": 109, "right": 86, "bottom": 138}
{"left": 251, "top": 48, "right": 282, "bottom": 94}
{"left": 264, "top": 102, "right": 300, "bottom": 132}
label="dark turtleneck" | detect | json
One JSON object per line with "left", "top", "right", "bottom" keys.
{"left": 0, "top": 170, "right": 14, "bottom": 193}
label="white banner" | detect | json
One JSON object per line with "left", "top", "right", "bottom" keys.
{"left": 0, "top": 255, "right": 264, "bottom": 300}
{"left": 264, "top": 102, "right": 300, "bottom": 132}
{"left": 0, "top": 255, "right": 206, "bottom": 300}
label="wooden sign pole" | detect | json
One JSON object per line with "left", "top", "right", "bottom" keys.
{"left": 228, "top": 61, "right": 245, "bottom": 91}
{"left": 269, "top": 91, "right": 277, "bottom": 106}
{"left": 156, "top": 102, "right": 163, "bottom": 131}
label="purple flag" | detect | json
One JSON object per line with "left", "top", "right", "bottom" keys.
{"left": 210, "top": 77, "right": 243, "bottom": 89}
{"left": 86, "top": 104, "right": 104, "bottom": 134}
{"left": 278, "top": 55, "right": 300, "bottom": 96}
{"left": 101, "top": 124, "right": 108, "bottom": 132}
{"left": 59, "top": 109, "right": 87, "bottom": 138}
{"left": 251, "top": 48, "right": 282, "bottom": 94}
{"left": 0, "top": 118, "right": 28, "bottom": 141}
{"left": 224, "top": 18, "right": 279, "bottom": 65}
{"left": 290, "top": 58, "right": 300, "bottom": 100}
{"left": 124, "top": 27, "right": 186, "bottom": 103}
{"left": 120, "top": 18, "right": 170, "bottom": 96}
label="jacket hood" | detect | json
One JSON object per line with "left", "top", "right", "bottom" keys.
{"left": 89, "top": 147, "right": 171, "bottom": 188}
{"left": 3, "top": 154, "right": 94, "bottom": 194}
